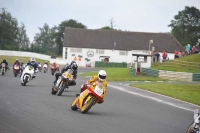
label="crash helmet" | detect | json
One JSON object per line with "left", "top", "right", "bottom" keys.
{"left": 30, "top": 58, "right": 36, "bottom": 65}
{"left": 71, "top": 62, "right": 77, "bottom": 71}
{"left": 70, "top": 61, "right": 76, "bottom": 65}
{"left": 53, "top": 62, "right": 56, "bottom": 65}
{"left": 3, "top": 59, "right": 6, "bottom": 62}
{"left": 16, "top": 59, "right": 19, "bottom": 63}
{"left": 38, "top": 62, "right": 40, "bottom": 64}
{"left": 98, "top": 70, "right": 107, "bottom": 81}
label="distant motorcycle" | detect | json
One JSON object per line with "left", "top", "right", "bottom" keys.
{"left": 20, "top": 65, "right": 37, "bottom": 86}
{"left": 187, "top": 109, "right": 200, "bottom": 133}
{"left": 43, "top": 64, "right": 48, "bottom": 73}
{"left": 13, "top": 64, "right": 20, "bottom": 77}
{"left": 51, "top": 69, "right": 73, "bottom": 96}
{"left": 71, "top": 81, "right": 105, "bottom": 114}
{"left": 1, "top": 63, "right": 6, "bottom": 75}
{"left": 50, "top": 65, "right": 59, "bottom": 75}
{"left": 38, "top": 64, "right": 42, "bottom": 72}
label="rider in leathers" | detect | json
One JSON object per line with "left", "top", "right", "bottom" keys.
{"left": 0, "top": 59, "right": 9, "bottom": 72}
{"left": 78, "top": 70, "right": 107, "bottom": 104}
{"left": 53, "top": 61, "right": 78, "bottom": 86}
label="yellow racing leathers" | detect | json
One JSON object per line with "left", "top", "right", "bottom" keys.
{"left": 81, "top": 76, "right": 107, "bottom": 103}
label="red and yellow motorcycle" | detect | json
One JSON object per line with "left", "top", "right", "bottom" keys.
{"left": 71, "top": 82, "right": 105, "bottom": 114}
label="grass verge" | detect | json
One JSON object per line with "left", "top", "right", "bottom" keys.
{"left": 0, "top": 55, "right": 50, "bottom": 64}
{"left": 130, "top": 83, "right": 200, "bottom": 106}
{"left": 80, "top": 67, "right": 168, "bottom": 81}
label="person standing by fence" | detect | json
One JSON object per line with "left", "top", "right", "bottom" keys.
{"left": 162, "top": 50, "right": 167, "bottom": 62}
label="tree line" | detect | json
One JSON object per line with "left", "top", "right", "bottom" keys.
{"left": 0, "top": 6, "right": 200, "bottom": 57}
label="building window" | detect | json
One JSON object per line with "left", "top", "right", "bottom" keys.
{"left": 70, "top": 48, "right": 82, "bottom": 53}
{"left": 96, "top": 49, "right": 104, "bottom": 54}
{"left": 119, "top": 50, "right": 128, "bottom": 55}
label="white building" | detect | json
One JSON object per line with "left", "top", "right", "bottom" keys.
{"left": 62, "top": 28, "right": 184, "bottom": 68}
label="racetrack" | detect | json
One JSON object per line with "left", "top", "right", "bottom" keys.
{"left": 0, "top": 67, "right": 199, "bottom": 133}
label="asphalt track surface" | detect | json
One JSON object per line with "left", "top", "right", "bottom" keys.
{"left": 0, "top": 67, "right": 200, "bottom": 133}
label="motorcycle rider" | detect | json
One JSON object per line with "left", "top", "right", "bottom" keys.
{"left": 77, "top": 70, "right": 107, "bottom": 104}
{"left": 13, "top": 59, "right": 21, "bottom": 70}
{"left": 51, "top": 62, "right": 59, "bottom": 71}
{"left": 53, "top": 61, "right": 78, "bottom": 86}
{"left": 26, "top": 58, "right": 39, "bottom": 78}
{"left": 0, "top": 59, "right": 9, "bottom": 72}
{"left": 44, "top": 61, "right": 49, "bottom": 66}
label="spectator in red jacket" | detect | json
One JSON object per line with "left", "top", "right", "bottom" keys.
{"left": 162, "top": 50, "right": 167, "bottom": 62}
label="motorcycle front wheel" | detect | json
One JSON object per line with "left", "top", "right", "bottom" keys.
{"left": 23, "top": 76, "right": 29, "bottom": 86}
{"left": 71, "top": 97, "right": 78, "bottom": 110}
{"left": 57, "top": 82, "right": 67, "bottom": 96}
{"left": 81, "top": 96, "right": 95, "bottom": 114}
{"left": 187, "top": 123, "right": 196, "bottom": 133}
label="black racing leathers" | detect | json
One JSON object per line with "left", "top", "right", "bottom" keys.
{"left": 54, "top": 65, "right": 77, "bottom": 86}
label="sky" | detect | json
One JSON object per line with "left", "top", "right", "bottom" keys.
{"left": 1, "top": 0, "right": 200, "bottom": 42}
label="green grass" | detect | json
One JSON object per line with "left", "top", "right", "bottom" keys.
{"left": 0, "top": 55, "right": 50, "bottom": 64}
{"left": 152, "top": 54, "right": 200, "bottom": 73}
{"left": 80, "top": 68, "right": 167, "bottom": 81}
{"left": 130, "top": 84, "right": 200, "bottom": 105}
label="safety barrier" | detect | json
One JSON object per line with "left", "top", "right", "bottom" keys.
{"left": 141, "top": 68, "right": 200, "bottom": 81}
{"left": 129, "top": 68, "right": 136, "bottom": 76}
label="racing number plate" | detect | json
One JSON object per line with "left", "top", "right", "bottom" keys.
{"left": 94, "top": 85, "right": 103, "bottom": 96}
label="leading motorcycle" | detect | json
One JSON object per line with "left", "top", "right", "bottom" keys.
{"left": 51, "top": 69, "right": 73, "bottom": 96}
{"left": 71, "top": 82, "right": 105, "bottom": 114}
{"left": 187, "top": 109, "right": 200, "bottom": 133}
{"left": 20, "top": 65, "right": 36, "bottom": 86}
{"left": 1, "top": 63, "right": 6, "bottom": 75}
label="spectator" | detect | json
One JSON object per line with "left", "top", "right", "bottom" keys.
{"left": 174, "top": 50, "right": 179, "bottom": 58}
{"left": 181, "top": 51, "right": 185, "bottom": 57}
{"left": 192, "top": 45, "right": 197, "bottom": 54}
{"left": 155, "top": 52, "right": 160, "bottom": 62}
{"left": 178, "top": 50, "right": 182, "bottom": 58}
{"left": 185, "top": 44, "right": 191, "bottom": 55}
{"left": 162, "top": 50, "right": 167, "bottom": 62}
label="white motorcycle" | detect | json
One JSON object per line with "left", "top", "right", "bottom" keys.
{"left": 187, "top": 109, "right": 200, "bottom": 133}
{"left": 43, "top": 64, "right": 48, "bottom": 73}
{"left": 38, "top": 64, "right": 42, "bottom": 72}
{"left": 1, "top": 63, "right": 6, "bottom": 75}
{"left": 20, "top": 65, "right": 36, "bottom": 86}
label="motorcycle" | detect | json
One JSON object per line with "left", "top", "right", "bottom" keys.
{"left": 13, "top": 64, "right": 20, "bottom": 77}
{"left": 43, "top": 64, "right": 48, "bottom": 73}
{"left": 20, "top": 65, "right": 35, "bottom": 86}
{"left": 50, "top": 64, "right": 59, "bottom": 75}
{"left": 71, "top": 82, "right": 105, "bottom": 114}
{"left": 51, "top": 69, "right": 73, "bottom": 96}
{"left": 38, "top": 64, "right": 42, "bottom": 72}
{"left": 187, "top": 109, "right": 200, "bottom": 133}
{"left": 1, "top": 63, "right": 6, "bottom": 75}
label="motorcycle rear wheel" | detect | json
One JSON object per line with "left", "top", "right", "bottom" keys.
{"left": 71, "top": 97, "right": 78, "bottom": 110}
{"left": 81, "top": 97, "right": 95, "bottom": 114}
{"left": 57, "top": 82, "right": 67, "bottom": 96}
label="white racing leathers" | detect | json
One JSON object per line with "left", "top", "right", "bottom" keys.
{"left": 20, "top": 65, "right": 35, "bottom": 86}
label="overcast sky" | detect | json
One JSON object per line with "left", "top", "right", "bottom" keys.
{"left": 1, "top": 0, "right": 200, "bottom": 42}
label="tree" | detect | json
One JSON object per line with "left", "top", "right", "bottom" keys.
{"left": 56, "top": 19, "right": 87, "bottom": 56}
{"left": 0, "top": 8, "right": 30, "bottom": 51}
{"left": 100, "top": 26, "right": 114, "bottom": 30}
{"left": 169, "top": 6, "right": 200, "bottom": 46}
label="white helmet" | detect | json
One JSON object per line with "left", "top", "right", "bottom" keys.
{"left": 98, "top": 70, "right": 107, "bottom": 81}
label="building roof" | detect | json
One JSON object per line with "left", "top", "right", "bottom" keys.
{"left": 63, "top": 28, "right": 185, "bottom": 53}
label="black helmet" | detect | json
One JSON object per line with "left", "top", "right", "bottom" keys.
{"left": 71, "top": 61, "right": 76, "bottom": 65}
{"left": 71, "top": 62, "right": 77, "bottom": 71}
{"left": 3, "top": 59, "right": 6, "bottom": 62}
